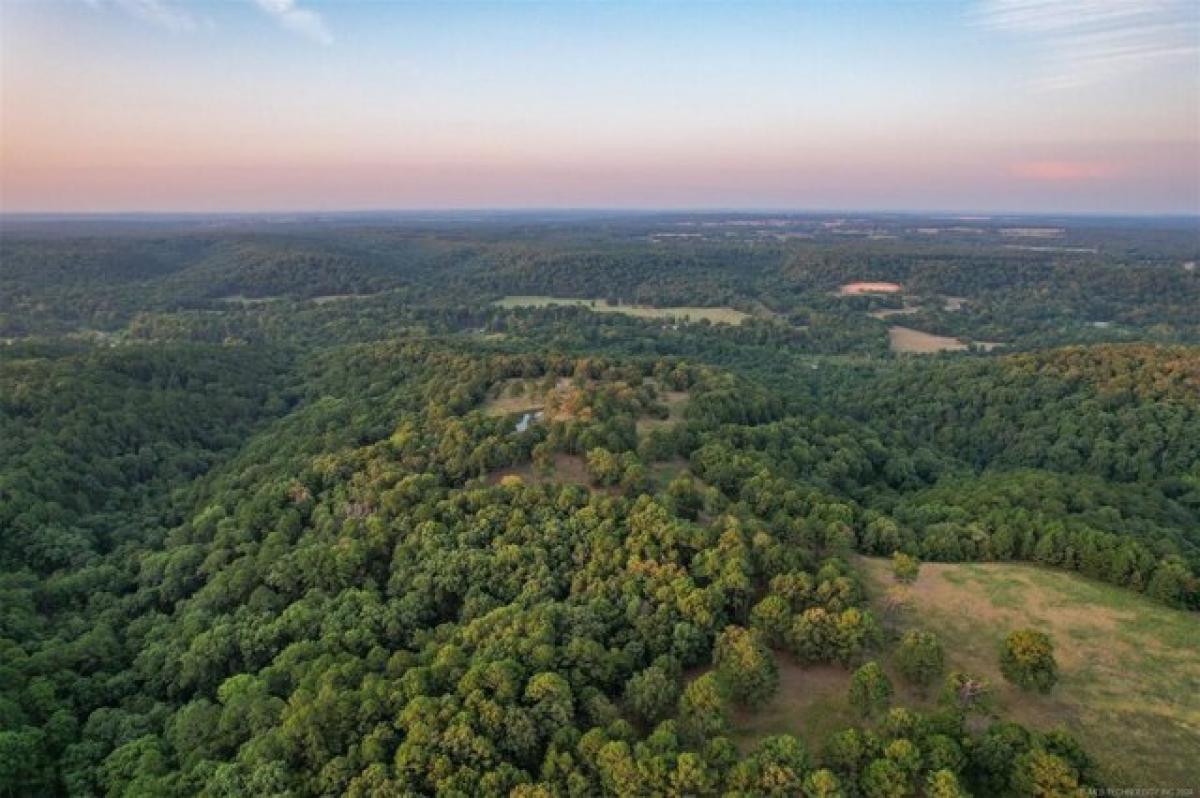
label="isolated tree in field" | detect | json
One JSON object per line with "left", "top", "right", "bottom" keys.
{"left": 678, "top": 672, "right": 729, "bottom": 742}
{"left": 999, "top": 629, "right": 1058, "bottom": 693}
{"left": 713, "top": 625, "right": 778, "bottom": 709}
{"left": 894, "top": 630, "right": 944, "bottom": 688}
{"left": 938, "top": 671, "right": 993, "bottom": 714}
{"left": 891, "top": 552, "right": 920, "bottom": 584}
{"left": 848, "top": 661, "right": 893, "bottom": 719}
{"left": 623, "top": 665, "right": 678, "bottom": 725}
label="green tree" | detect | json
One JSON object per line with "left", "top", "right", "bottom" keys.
{"left": 925, "top": 769, "right": 968, "bottom": 798}
{"left": 678, "top": 673, "right": 729, "bottom": 743}
{"left": 861, "top": 758, "right": 911, "bottom": 798}
{"left": 803, "top": 768, "right": 845, "bottom": 798}
{"left": 740, "top": 734, "right": 810, "bottom": 796}
{"left": 623, "top": 666, "right": 679, "bottom": 726}
{"left": 891, "top": 552, "right": 920, "bottom": 585}
{"left": 848, "top": 662, "right": 893, "bottom": 719}
{"left": 585, "top": 448, "right": 622, "bottom": 486}
{"left": 1010, "top": 749, "right": 1081, "bottom": 797}
{"left": 749, "top": 594, "right": 791, "bottom": 649}
{"left": 713, "top": 625, "right": 778, "bottom": 709}
{"left": 893, "top": 630, "right": 944, "bottom": 688}
{"left": 1000, "top": 629, "right": 1058, "bottom": 693}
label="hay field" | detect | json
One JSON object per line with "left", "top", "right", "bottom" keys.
{"left": 494, "top": 296, "right": 750, "bottom": 325}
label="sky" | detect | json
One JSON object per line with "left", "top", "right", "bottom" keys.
{"left": 1, "top": 0, "right": 1198, "bottom": 214}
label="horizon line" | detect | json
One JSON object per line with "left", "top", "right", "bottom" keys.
{"left": 3, "top": 208, "right": 1198, "bottom": 220}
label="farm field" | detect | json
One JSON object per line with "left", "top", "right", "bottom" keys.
{"left": 888, "top": 325, "right": 969, "bottom": 353}
{"left": 732, "top": 558, "right": 1200, "bottom": 787}
{"left": 888, "top": 325, "right": 1003, "bottom": 354}
{"left": 494, "top": 295, "right": 751, "bottom": 325}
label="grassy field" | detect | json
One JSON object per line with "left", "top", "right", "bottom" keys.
{"left": 484, "top": 453, "right": 591, "bottom": 487}
{"left": 494, "top": 295, "right": 750, "bottom": 325}
{"left": 636, "top": 384, "right": 689, "bottom": 435}
{"left": 888, "top": 325, "right": 1003, "bottom": 354}
{"left": 888, "top": 325, "right": 970, "bottom": 353}
{"left": 481, "top": 377, "right": 546, "bottom": 417}
{"left": 732, "top": 558, "right": 1200, "bottom": 788}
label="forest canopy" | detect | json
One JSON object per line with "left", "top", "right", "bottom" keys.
{"left": 1, "top": 213, "right": 1196, "bottom": 796}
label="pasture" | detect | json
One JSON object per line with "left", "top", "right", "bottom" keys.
{"left": 494, "top": 296, "right": 750, "bottom": 325}
{"left": 731, "top": 558, "right": 1200, "bottom": 787}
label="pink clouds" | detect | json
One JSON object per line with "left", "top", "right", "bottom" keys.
{"left": 1011, "top": 160, "right": 1116, "bottom": 181}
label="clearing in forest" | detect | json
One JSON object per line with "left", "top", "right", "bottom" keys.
{"left": 888, "top": 325, "right": 969, "bottom": 353}
{"left": 731, "top": 559, "right": 1200, "bottom": 788}
{"left": 859, "top": 558, "right": 1200, "bottom": 788}
{"left": 888, "top": 326, "right": 1002, "bottom": 354}
{"left": 636, "top": 381, "right": 689, "bottom": 434}
{"left": 838, "top": 281, "right": 902, "bottom": 295}
{"left": 485, "top": 453, "right": 591, "bottom": 487}
{"left": 493, "top": 296, "right": 750, "bottom": 325}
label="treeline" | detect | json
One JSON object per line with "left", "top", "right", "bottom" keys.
{"left": 6, "top": 221, "right": 1195, "bottom": 348}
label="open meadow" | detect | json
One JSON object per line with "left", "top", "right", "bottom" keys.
{"left": 494, "top": 295, "right": 751, "bottom": 325}
{"left": 732, "top": 557, "right": 1200, "bottom": 788}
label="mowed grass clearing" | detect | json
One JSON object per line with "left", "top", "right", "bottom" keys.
{"left": 888, "top": 325, "right": 1003, "bottom": 354}
{"left": 732, "top": 559, "right": 1199, "bottom": 787}
{"left": 857, "top": 557, "right": 1200, "bottom": 788}
{"left": 494, "top": 296, "right": 751, "bottom": 325}
{"left": 888, "top": 325, "right": 969, "bottom": 353}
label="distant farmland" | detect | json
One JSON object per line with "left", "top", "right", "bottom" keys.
{"left": 494, "top": 296, "right": 750, "bottom": 325}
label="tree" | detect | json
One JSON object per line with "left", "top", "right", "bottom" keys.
{"left": 925, "top": 769, "right": 968, "bottom": 798}
{"left": 1010, "top": 749, "right": 1081, "bottom": 797}
{"left": 848, "top": 662, "right": 893, "bottom": 719}
{"left": 891, "top": 552, "right": 920, "bottom": 585}
{"left": 1146, "top": 559, "right": 1193, "bottom": 608}
{"left": 803, "top": 768, "right": 845, "bottom": 798}
{"left": 861, "top": 758, "right": 911, "bottom": 798}
{"left": 624, "top": 666, "right": 679, "bottom": 726}
{"left": 749, "top": 594, "right": 791, "bottom": 649}
{"left": 678, "top": 673, "right": 729, "bottom": 743}
{"left": 789, "top": 607, "right": 835, "bottom": 662}
{"left": 999, "top": 629, "right": 1058, "bottom": 693}
{"left": 713, "top": 626, "right": 778, "bottom": 709}
{"left": 893, "top": 630, "right": 943, "bottom": 688}
{"left": 585, "top": 448, "right": 622, "bottom": 486}
{"left": 938, "top": 672, "right": 993, "bottom": 714}
{"left": 750, "top": 735, "right": 811, "bottom": 795}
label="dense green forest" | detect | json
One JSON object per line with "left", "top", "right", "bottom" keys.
{"left": 1, "top": 214, "right": 1197, "bottom": 796}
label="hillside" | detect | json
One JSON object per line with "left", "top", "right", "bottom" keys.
{"left": 1, "top": 217, "right": 1198, "bottom": 796}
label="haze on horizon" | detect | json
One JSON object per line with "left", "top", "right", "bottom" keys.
{"left": 1, "top": 0, "right": 1198, "bottom": 215}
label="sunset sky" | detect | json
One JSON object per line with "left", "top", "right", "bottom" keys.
{"left": 2, "top": 0, "right": 1197, "bottom": 214}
